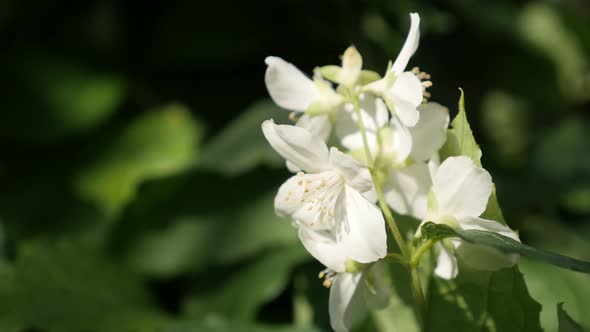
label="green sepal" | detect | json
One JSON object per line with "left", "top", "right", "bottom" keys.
{"left": 318, "top": 65, "right": 342, "bottom": 83}
{"left": 358, "top": 70, "right": 382, "bottom": 85}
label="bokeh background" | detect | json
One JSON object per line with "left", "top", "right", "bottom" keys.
{"left": 0, "top": 0, "right": 589, "bottom": 331}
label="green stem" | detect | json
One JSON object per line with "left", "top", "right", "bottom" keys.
{"left": 352, "top": 98, "right": 409, "bottom": 258}
{"left": 386, "top": 252, "right": 408, "bottom": 265}
{"left": 351, "top": 94, "right": 428, "bottom": 329}
{"left": 373, "top": 177, "right": 410, "bottom": 258}
{"left": 411, "top": 267, "right": 428, "bottom": 330}
{"left": 410, "top": 239, "right": 435, "bottom": 267}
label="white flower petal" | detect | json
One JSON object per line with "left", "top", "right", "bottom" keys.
{"left": 274, "top": 171, "right": 343, "bottom": 230}
{"left": 262, "top": 120, "right": 330, "bottom": 173}
{"left": 455, "top": 216, "right": 520, "bottom": 271}
{"left": 335, "top": 95, "right": 388, "bottom": 152}
{"left": 410, "top": 102, "right": 450, "bottom": 161}
{"left": 285, "top": 160, "right": 301, "bottom": 173}
{"left": 329, "top": 272, "right": 366, "bottom": 332}
{"left": 389, "top": 113, "right": 413, "bottom": 164}
{"left": 389, "top": 72, "right": 423, "bottom": 128}
{"left": 432, "top": 156, "right": 493, "bottom": 218}
{"left": 329, "top": 148, "right": 374, "bottom": 195}
{"left": 335, "top": 105, "right": 368, "bottom": 152}
{"left": 459, "top": 216, "right": 520, "bottom": 241}
{"left": 384, "top": 162, "right": 431, "bottom": 219}
{"left": 296, "top": 114, "right": 332, "bottom": 142}
{"left": 427, "top": 159, "right": 438, "bottom": 181}
{"left": 265, "top": 56, "right": 319, "bottom": 111}
{"left": 434, "top": 243, "right": 458, "bottom": 279}
{"left": 391, "top": 97, "right": 419, "bottom": 127}
{"left": 391, "top": 13, "right": 421, "bottom": 75}
{"left": 360, "top": 94, "right": 390, "bottom": 129}
{"left": 298, "top": 226, "right": 347, "bottom": 272}
{"left": 338, "top": 186, "right": 387, "bottom": 263}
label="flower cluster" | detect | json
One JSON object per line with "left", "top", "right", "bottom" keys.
{"left": 261, "top": 13, "right": 520, "bottom": 332}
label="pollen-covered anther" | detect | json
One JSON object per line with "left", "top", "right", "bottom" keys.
{"left": 412, "top": 66, "right": 431, "bottom": 79}
{"left": 318, "top": 269, "right": 336, "bottom": 288}
{"left": 289, "top": 112, "right": 299, "bottom": 122}
{"left": 411, "top": 66, "right": 433, "bottom": 102}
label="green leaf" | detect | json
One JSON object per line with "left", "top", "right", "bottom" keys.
{"left": 0, "top": 260, "right": 19, "bottom": 332}
{"left": 199, "top": 99, "right": 290, "bottom": 176}
{"left": 558, "top": 303, "right": 584, "bottom": 332}
{"left": 163, "top": 316, "right": 321, "bottom": 332}
{"left": 0, "top": 56, "right": 125, "bottom": 141}
{"left": 2, "top": 241, "right": 165, "bottom": 332}
{"left": 428, "top": 91, "right": 542, "bottom": 331}
{"left": 518, "top": 3, "right": 589, "bottom": 102}
{"left": 439, "top": 89, "right": 482, "bottom": 167}
{"left": 215, "top": 192, "right": 301, "bottom": 264}
{"left": 421, "top": 222, "right": 590, "bottom": 274}
{"left": 420, "top": 222, "right": 457, "bottom": 241}
{"left": 533, "top": 118, "right": 590, "bottom": 184}
{"left": 184, "top": 246, "right": 309, "bottom": 321}
{"left": 124, "top": 216, "right": 218, "bottom": 277}
{"left": 76, "top": 104, "right": 202, "bottom": 217}
{"left": 372, "top": 261, "right": 421, "bottom": 332}
{"left": 520, "top": 259, "right": 590, "bottom": 330}
{"left": 427, "top": 264, "right": 542, "bottom": 332}
{"left": 125, "top": 192, "right": 302, "bottom": 276}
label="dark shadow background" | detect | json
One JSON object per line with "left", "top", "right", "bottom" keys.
{"left": 0, "top": 0, "right": 588, "bottom": 331}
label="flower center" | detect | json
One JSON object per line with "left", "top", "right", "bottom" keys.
{"left": 294, "top": 171, "right": 344, "bottom": 230}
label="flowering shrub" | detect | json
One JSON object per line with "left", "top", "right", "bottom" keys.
{"left": 261, "top": 13, "right": 590, "bottom": 332}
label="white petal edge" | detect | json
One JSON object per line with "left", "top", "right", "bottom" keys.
{"left": 329, "top": 272, "right": 367, "bottom": 332}
{"left": 261, "top": 119, "right": 330, "bottom": 173}
{"left": 384, "top": 162, "right": 431, "bottom": 220}
{"left": 389, "top": 112, "right": 413, "bottom": 164}
{"left": 410, "top": 102, "right": 450, "bottom": 161}
{"left": 389, "top": 72, "right": 423, "bottom": 127}
{"left": 432, "top": 156, "right": 493, "bottom": 219}
{"left": 338, "top": 186, "right": 387, "bottom": 264}
{"left": 434, "top": 243, "right": 459, "bottom": 279}
{"left": 265, "top": 56, "right": 319, "bottom": 111}
{"left": 296, "top": 114, "right": 332, "bottom": 142}
{"left": 335, "top": 95, "right": 388, "bottom": 152}
{"left": 329, "top": 147, "right": 374, "bottom": 195}
{"left": 298, "top": 226, "right": 347, "bottom": 272}
{"left": 391, "top": 13, "right": 420, "bottom": 75}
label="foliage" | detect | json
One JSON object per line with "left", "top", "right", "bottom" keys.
{"left": 0, "top": 0, "right": 588, "bottom": 331}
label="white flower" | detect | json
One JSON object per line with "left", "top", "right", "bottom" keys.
{"left": 336, "top": 98, "right": 449, "bottom": 219}
{"left": 264, "top": 56, "right": 343, "bottom": 140}
{"left": 261, "top": 120, "right": 387, "bottom": 271}
{"left": 383, "top": 102, "right": 449, "bottom": 219}
{"left": 422, "top": 156, "right": 520, "bottom": 279}
{"left": 363, "top": 13, "right": 427, "bottom": 127}
{"left": 327, "top": 263, "right": 390, "bottom": 332}
{"left": 335, "top": 93, "right": 412, "bottom": 165}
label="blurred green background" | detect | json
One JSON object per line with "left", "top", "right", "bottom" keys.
{"left": 0, "top": 0, "right": 588, "bottom": 331}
